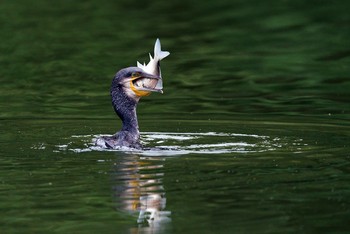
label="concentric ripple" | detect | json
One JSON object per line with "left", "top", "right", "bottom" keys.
{"left": 52, "top": 132, "right": 305, "bottom": 156}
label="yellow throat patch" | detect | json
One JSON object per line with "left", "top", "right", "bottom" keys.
{"left": 130, "top": 80, "right": 151, "bottom": 97}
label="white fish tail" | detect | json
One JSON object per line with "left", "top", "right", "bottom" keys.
{"left": 154, "top": 38, "right": 170, "bottom": 61}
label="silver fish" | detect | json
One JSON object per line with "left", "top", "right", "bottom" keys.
{"left": 137, "top": 39, "right": 170, "bottom": 90}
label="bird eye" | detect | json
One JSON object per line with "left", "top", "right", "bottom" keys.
{"left": 131, "top": 72, "right": 141, "bottom": 78}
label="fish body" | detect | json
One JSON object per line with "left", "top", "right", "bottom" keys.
{"left": 137, "top": 39, "right": 170, "bottom": 90}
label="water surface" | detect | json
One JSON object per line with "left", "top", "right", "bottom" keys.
{"left": 1, "top": 0, "right": 350, "bottom": 233}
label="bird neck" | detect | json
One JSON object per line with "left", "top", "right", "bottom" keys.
{"left": 111, "top": 85, "right": 140, "bottom": 135}
{"left": 121, "top": 109, "right": 139, "bottom": 133}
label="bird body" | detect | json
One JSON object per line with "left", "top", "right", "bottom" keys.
{"left": 96, "top": 39, "right": 170, "bottom": 149}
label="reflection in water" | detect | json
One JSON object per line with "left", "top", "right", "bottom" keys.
{"left": 113, "top": 154, "right": 171, "bottom": 233}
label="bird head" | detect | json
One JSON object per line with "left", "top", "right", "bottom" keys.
{"left": 113, "top": 67, "right": 163, "bottom": 101}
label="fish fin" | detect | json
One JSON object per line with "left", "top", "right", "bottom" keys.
{"left": 154, "top": 38, "right": 170, "bottom": 61}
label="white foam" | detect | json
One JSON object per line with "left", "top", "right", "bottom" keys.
{"left": 47, "top": 131, "right": 302, "bottom": 156}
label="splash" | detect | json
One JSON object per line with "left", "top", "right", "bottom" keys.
{"left": 52, "top": 131, "right": 302, "bottom": 156}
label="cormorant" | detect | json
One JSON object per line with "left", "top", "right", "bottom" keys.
{"left": 96, "top": 39, "right": 170, "bottom": 149}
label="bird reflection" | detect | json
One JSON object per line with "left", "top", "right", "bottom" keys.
{"left": 112, "top": 154, "right": 171, "bottom": 233}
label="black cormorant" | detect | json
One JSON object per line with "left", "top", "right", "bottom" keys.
{"left": 96, "top": 39, "right": 170, "bottom": 149}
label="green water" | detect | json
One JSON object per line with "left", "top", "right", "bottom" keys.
{"left": 1, "top": 0, "right": 350, "bottom": 233}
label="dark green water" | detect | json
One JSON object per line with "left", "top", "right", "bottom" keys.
{"left": 1, "top": 0, "right": 350, "bottom": 233}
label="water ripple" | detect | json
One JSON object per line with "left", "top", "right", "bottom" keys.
{"left": 52, "top": 131, "right": 304, "bottom": 156}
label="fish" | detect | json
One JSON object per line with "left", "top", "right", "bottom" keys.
{"left": 137, "top": 38, "right": 170, "bottom": 91}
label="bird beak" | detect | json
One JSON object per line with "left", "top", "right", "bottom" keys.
{"left": 129, "top": 72, "right": 163, "bottom": 97}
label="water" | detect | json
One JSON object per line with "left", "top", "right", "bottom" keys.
{"left": 1, "top": 0, "right": 350, "bottom": 233}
